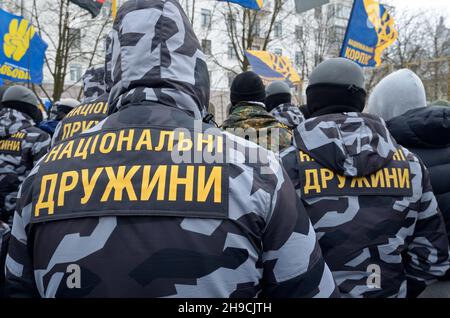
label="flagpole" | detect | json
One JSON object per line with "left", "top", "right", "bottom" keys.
{"left": 112, "top": 0, "right": 117, "bottom": 19}
{"left": 339, "top": 0, "right": 356, "bottom": 57}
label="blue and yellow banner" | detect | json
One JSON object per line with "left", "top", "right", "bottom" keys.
{"left": 218, "top": 0, "right": 263, "bottom": 10}
{"left": 245, "top": 50, "right": 301, "bottom": 86}
{"left": 340, "top": 0, "right": 398, "bottom": 67}
{"left": 0, "top": 9, "right": 47, "bottom": 84}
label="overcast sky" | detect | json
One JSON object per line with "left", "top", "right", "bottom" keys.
{"left": 384, "top": 0, "right": 450, "bottom": 24}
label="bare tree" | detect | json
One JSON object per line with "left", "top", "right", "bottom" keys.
{"left": 8, "top": 0, "right": 112, "bottom": 103}
{"left": 212, "top": 0, "right": 286, "bottom": 73}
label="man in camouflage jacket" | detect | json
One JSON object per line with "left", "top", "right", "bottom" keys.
{"left": 281, "top": 58, "right": 450, "bottom": 298}
{"left": 222, "top": 72, "right": 292, "bottom": 153}
{"left": 5, "top": 0, "right": 338, "bottom": 298}
{"left": 0, "top": 86, "right": 50, "bottom": 223}
{"left": 265, "top": 80, "right": 305, "bottom": 130}
{"left": 52, "top": 33, "right": 113, "bottom": 145}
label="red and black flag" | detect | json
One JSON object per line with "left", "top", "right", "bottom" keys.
{"left": 69, "top": 0, "right": 105, "bottom": 17}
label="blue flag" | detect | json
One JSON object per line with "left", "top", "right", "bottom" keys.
{"left": 245, "top": 50, "right": 301, "bottom": 87}
{"left": 218, "top": 0, "right": 263, "bottom": 10}
{"left": 0, "top": 9, "right": 48, "bottom": 84}
{"left": 340, "top": 0, "right": 397, "bottom": 67}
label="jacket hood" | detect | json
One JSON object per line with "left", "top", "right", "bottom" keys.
{"left": 294, "top": 112, "right": 398, "bottom": 177}
{"left": 82, "top": 66, "right": 106, "bottom": 103}
{"left": 387, "top": 106, "right": 450, "bottom": 148}
{"left": 108, "top": 0, "right": 210, "bottom": 120}
{"left": 0, "top": 108, "right": 34, "bottom": 138}
{"left": 104, "top": 30, "right": 114, "bottom": 93}
{"left": 366, "top": 69, "right": 427, "bottom": 121}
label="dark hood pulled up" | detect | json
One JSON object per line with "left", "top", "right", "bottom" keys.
{"left": 387, "top": 106, "right": 450, "bottom": 149}
{"left": 108, "top": 0, "right": 210, "bottom": 120}
{"left": 294, "top": 112, "right": 398, "bottom": 177}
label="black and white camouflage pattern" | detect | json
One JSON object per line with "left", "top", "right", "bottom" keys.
{"left": 104, "top": 31, "right": 113, "bottom": 93}
{"left": 82, "top": 66, "right": 106, "bottom": 103}
{"left": 5, "top": 0, "right": 338, "bottom": 298}
{"left": 270, "top": 103, "right": 305, "bottom": 129}
{"left": 0, "top": 108, "right": 50, "bottom": 222}
{"left": 107, "top": 0, "right": 210, "bottom": 119}
{"left": 281, "top": 112, "right": 450, "bottom": 298}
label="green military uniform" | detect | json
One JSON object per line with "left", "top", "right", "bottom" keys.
{"left": 222, "top": 102, "right": 292, "bottom": 152}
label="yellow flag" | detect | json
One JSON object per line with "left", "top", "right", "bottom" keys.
{"left": 112, "top": 0, "right": 117, "bottom": 19}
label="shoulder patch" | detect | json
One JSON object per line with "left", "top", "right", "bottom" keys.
{"left": 30, "top": 127, "right": 229, "bottom": 223}
{"left": 297, "top": 149, "right": 413, "bottom": 198}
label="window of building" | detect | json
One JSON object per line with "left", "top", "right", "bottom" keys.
{"left": 295, "top": 25, "right": 303, "bottom": 40}
{"left": 201, "top": 39, "right": 212, "bottom": 55}
{"left": 68, "top": 28, "right": 81, "bottom": 50}
{"left": 227, "top": 13, "right": 235, "bottom": 30}
{"left": 228, "top": 43, "right": 236, "bottom": 60}
{"left": 332, "top": 26, "right": 346, "bottom": 42}
{"left": 227, "top": 71, "right": 236, "bottom": 88}
{"left": 273, "top": 48, "right": 283, "bottom": 56}
{"left": 101, "top": 2, "right": 111, "bottom": 18}
{"left": 336, "top": 4, "right": 351, "bottom": 19}
{"left": 201, "top": 9, "right": 211, "bottom": 28}
{"left": 274, "top": 21, "right": 283, "bottom": 38}
{"left": 295, "top": 51, "right": 302, "bottom": 66}
{"left": 70, "top": 64, "right": 82, "bottom": 82}
{"left": 252, "top": 20, "right": 261, "bottom": 37}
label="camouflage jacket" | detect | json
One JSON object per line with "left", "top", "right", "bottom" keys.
{"left": 0, "top": 221, "right": 10, "bottom": 297}
{"left": 5, "top": 0, "right": 338, "bottom": 298}
{"left": 0, "top": 108, "right": 50, "bottom": 222}
{"left": 222, "top": 102, "right": 292, "bottom": 153}
{"left": 270, "top": 103, "right": 305, "bottom": 130}
{"left": 52, "top": 94, "right": 109, "bottom": 145}
{"left": 281, "top": 112, "right": 450, "bottom": 298}
{"left": 82, "top": 66, "right": 106, "bottom": 104}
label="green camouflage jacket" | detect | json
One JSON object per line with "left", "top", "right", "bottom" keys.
{"left": 222, "top": 102, "right": 292, "bottom": 152}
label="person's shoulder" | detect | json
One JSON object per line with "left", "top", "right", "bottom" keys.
{"left": 22, "top": 125, "right": 51, "bottom": 140}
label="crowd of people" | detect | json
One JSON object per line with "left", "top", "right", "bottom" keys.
{"left": 0, "top": 0, "right": 449, "bottom": 298}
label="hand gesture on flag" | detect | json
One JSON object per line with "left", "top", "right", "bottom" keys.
{"left": 4, "top": 18, "right": 35, "bottom": 62}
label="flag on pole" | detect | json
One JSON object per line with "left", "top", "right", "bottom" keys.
{"left": 0, "top": 9, "right": 47, "bottom": 84}
{"left": 245, "top": 50, "right": 301, "bottom": 86}
{"left": 218, "top": 0, "right": 263, "bottom": 10}
{"left": 69, "top": 0, "right": 105, "bottom": 17}
{"left": 340, "top": 0, "right": 398, "bottom": 67}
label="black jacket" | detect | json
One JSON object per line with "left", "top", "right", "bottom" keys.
{"left": 387, "top": 106, "right": 450, "bottom": 238}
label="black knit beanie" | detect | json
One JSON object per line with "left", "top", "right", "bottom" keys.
{"left": 306, "top": 83, "right": 366, "bottom": 117}
{"left": 230, "top": 71, "right": 266, "bottom": 106}
{"left": 265, "top": 93, "right": 291, "bottom": 112}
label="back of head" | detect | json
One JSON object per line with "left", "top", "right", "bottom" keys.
{"left": 306, "top": 57, "right": 366, "bottom": 117}
{"left": 265, "top": 80, "right": 291, "bottom": 112}
{"left": 366, "top": 69, "right": 426, "bottom": 121}
{"left": 108, "top": 0, "right": 210, "bottom": 119}
{"left": 2, "top": 85, "right": 42, "bottom": 123}
{"left": 230, "top": 71, "right": 265, "bottom": 106}
{"left": 82, "top": 66, "right": 106, "bottom": 103}
{"left": 50, "top": 98, "right": 80, "bottom": 121}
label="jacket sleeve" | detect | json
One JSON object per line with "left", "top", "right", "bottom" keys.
{"left": 51, "top": 121, "right": 62, "bottom": 147}
{"left": 260, "top": 166, "right": 339, "bottom": 298}
{"left": 31, "top": 132, "right": 51, "bottom": 166}
{"left": 5, "top": 172, "right": 40, "bottom": 298}
{"left": 405, "top": 162, "right": 450, "bottom": 298}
